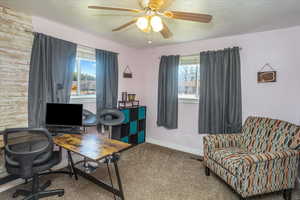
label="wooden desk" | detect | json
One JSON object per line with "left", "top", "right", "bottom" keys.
{"left": 53, "top": 133, "right": 131, "bottom": 161}
{"left": 54, "top": 133, "right": 131, "bottom": 200}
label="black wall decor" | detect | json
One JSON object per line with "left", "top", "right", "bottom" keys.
{"left": 123, "top": 65, "right": 133, "bottom": 78}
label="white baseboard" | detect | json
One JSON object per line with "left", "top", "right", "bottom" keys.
{"left": 146, "top": 137, "right": 202, "bottom": 156}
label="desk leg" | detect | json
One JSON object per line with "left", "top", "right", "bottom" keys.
{"left": 113, "top": 155, "right": 125, "bottom": 200}
{"left": 67, "top": 151, "right": 78, "bottom": 180}
{"left": 106, "top": 159, "right": 116, "bottom": 200}
{"left": 71, "top": 154, "right": 125, "bottom": 200}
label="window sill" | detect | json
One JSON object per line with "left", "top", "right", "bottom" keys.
{"left": 71, "top": 95, "right": 96, "bottom": 99}
{"left": 178, "top": 98, "right": 199, "bottom": 104}
{"left": 70, "top": 95, "right": 96, "bottom": 103}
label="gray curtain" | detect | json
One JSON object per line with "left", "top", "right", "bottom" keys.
{"left": 28, "top": 33, "right": 77, "bottom": 128}
{"left": 198, "top": 47, "right": 242, "bottom": 134}
{"left": 157, "top": 55, "right": 180, "bottom": 129}
{"left": 95, "top": 49, "right": 119, "bottom": 116}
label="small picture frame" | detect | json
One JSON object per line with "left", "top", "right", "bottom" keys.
{"left": 257, "top": 71, "right": 277, "bottom": 83}
{"left": 257, "top": 63, "right": 277, "bottom": 83}
{"left": 123, "top": 65, "right": 133, "bottom": 78}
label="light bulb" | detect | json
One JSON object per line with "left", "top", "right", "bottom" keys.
{"left": 150, "top": 16, "right": 163, "bottom": 32}
{"left": 136, "top": 17, "right": 149, "bottom": 31}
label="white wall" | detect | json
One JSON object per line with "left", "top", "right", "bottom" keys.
{"left": 31, "top": 17, "right": 300, "bottom": 156}
{"left": 139, "top": 26, "right": 300, "bottom": 155}
{"left": 32, "top": 16, "right": 146, "bottom": 104}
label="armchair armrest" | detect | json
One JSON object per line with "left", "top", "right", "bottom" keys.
{"left": 203, "top": 134, "right": 243, "bottom": 159}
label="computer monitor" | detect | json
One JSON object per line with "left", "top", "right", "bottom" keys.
{"left": 45, "top": 103, "right": 83, "bottom": 127}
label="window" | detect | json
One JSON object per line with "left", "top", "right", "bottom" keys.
{"left": 71, "top": 46, "right": 96, "bottom": 97}
{"left": 178, "top": 55, "right": 200, "bottom": 100}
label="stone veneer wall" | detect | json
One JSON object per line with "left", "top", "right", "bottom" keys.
{"left": 0, "top": 6, "right": 33, "bottom": 177}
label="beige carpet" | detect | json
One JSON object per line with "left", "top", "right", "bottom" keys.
{"left": 0, "top": 143, "right": 299, "bottom": 200}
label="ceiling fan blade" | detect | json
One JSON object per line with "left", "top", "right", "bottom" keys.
{"left": 93, "top": 14, "right": 137, "bottom": 17}
{"left": 88, "top": 6, "right": 143, "bottom": 13}
{"left": 112, "top": 19, "right": 138, "bottom": 32}
{"left": 164, "top": 11, "right": 212, "bottom": 23}
{"left": 160, "top": 22, "right": 173, "bottom": 39}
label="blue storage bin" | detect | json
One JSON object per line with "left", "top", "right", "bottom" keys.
{"left": 121, "top": 136, "right": 129, "bottom": 143}
{"left": 138, "top": 107, "right": 146, "bottom": 120}
{"left": 122, "top": 109, "right": 130, "bottom": 123}
{"left": 138, "top": 131, "right": 145, "bottom": 144}
{"left": 129, "top": 120, "right": 137, "bottom": 135}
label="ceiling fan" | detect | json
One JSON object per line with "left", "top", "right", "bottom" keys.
{"left": 88, "top": 0, "right": 213, "bottom": 39}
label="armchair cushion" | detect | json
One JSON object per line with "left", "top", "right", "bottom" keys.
{"left": 208, "top": 147, "right": 248, "bottom": 176}
{"left": 209, "top": 148, "right": 299, "bottom": 176}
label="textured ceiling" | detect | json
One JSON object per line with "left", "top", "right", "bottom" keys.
{"left": 1, "top": 0, "right": 300, "bottom": 48}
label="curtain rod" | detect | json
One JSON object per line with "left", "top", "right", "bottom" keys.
{"left": 24, "top": 30, "right": 119, "bottom": 54}
{"left": 158, "top": 47, "right": 242, "bottom": 59}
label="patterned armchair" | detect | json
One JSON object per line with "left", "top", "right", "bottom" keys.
{"left": 203, "top": 116, "right": 300, "bottom": 200}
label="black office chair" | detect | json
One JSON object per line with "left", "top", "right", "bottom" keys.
{"left": 3, "top": 128, "right": 64, "bottom": 200}
{"left": 82, "top": 109, "right": 97, "bottom": 133}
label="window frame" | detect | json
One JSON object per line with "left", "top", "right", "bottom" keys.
{"left": 71, "top": 57, "right": 96, "bottom": 99}
{"left": 178, "top": 55, "right": 200, "bottom": 103}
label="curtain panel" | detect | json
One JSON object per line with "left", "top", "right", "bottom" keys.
{"left": 198, "top": 47, "right": 242, "bottom": 134}
{"left": 95, "top": 49, "right": 119, "bottom": 117}
{"left": 28, "top": 33, "right": 77, "bottom": 128}
{"left": 157, "top": 55, "right": 180, "bottom": 129}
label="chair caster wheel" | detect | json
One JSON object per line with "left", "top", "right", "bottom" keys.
{"left": 58, "top": 192, "right": 65, "bottom": 197}
{"left": 12, "top": 192, "right": 19, "bottom": 198}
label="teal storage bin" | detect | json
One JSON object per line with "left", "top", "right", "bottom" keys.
{"left": 122, "top": 109, "right": 130, "bottom": 123}
{"left": 121, "top": 136, "right": 129, "bottom": 143}
{"left": 129, "top": 121, "right": 137, "bottom": 135}
{"left": 138, "top": 107, "right": 146, "bottom": 120}
{"left": 138, "top": 131, "right": 145, "bottom": 144}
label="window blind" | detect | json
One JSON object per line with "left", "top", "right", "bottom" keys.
{"left": 76, "top": 45, "right": 95, "bottom": 60}
{"left": 179, "top": 55, "right": 200, "bottom": 65}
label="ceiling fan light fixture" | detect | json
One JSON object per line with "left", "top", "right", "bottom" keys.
{"left": 89, "top": 1, "right": 212, "bottom": 40}
{"left": 150, "top": 15, "right": 163, "bottom": 32}
{"left": 136, "top": 16, "right": 150, "bottom": 32}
